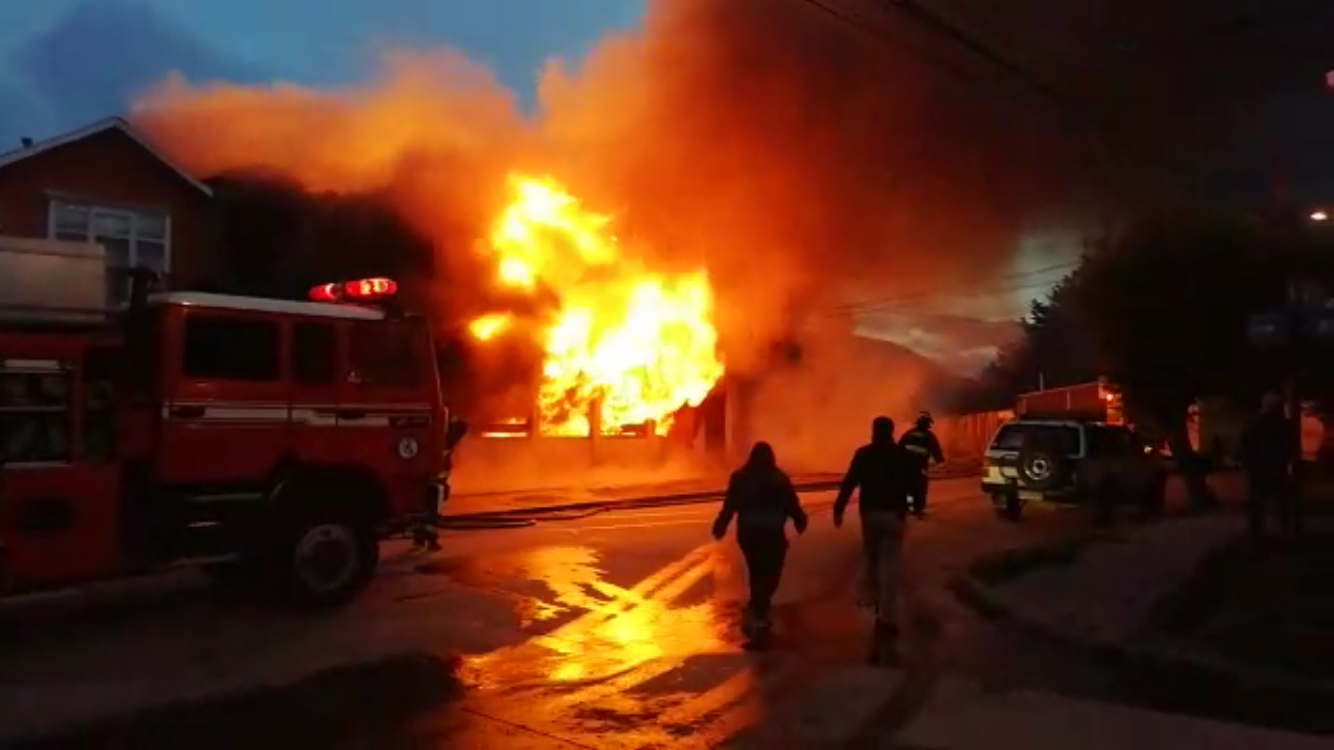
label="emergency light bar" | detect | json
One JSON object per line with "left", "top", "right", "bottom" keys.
{"left": 309, "top": 277, "right": 398, "bottom": 303}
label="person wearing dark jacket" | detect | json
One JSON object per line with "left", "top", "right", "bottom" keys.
{"left": 899, "top": 412, "right": 945, "bottom": 517}
{"left": 713, "top": 442, "right": 808, "bottom": 644}
{"left": 1240, "top": 391, "right": 1297, "bottom": 543}
{"left": 833, "top": 416, "right": 914, "bottom": 664}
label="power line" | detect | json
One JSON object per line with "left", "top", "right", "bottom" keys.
{"left": 839, "top": 277, "right": 1069, "bottom": 317}
{"left": 878, "top": 0, "right": 1074, "bottom": 111}
{"left": 824, "top": 260, "right": 1079, "bottom": 316}
{"left": 792, "top": 0, "right": 988, "bottom": 87}
{"left": 790, "top": 0, "right": 1209, "bottom": 197}
{"left": 827, "top": 260, "right": 1077, "bottom": 313}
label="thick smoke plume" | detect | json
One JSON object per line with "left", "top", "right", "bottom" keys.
{"left": 133, "top": 0, "right": 1088, "bottom": 377}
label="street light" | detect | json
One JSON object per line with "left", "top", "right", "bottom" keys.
{"left": 1312, "top": 209, "right": 1329, "bottom": 223}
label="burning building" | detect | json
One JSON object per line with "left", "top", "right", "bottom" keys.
{"left": 466, "top": 174, "right": 725, "bottom": 438}
{"left": 127, "top": 0, "right": 1099, "bottom": 490}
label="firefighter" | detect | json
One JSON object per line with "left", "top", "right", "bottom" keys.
{"left": 833, "top": 416, "right": 914, "bottom": 665}
{"left": 713, "top": 441, "right": 808, "bottom": 647}
{"left": 900, "top": 412, "right": 944, "bottom": 518}
{"left": 415, "top": 415, "right": 469, "bottom": 552}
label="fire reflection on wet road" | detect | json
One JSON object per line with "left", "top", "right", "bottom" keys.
{"left": 437, "top": 537, "right": 762, "bottom": 746}
{"left": 386, "top": 485, "right": 1024, "bottom": 748}
{"left": 385, "top": 492, "right": 895, "bottom": 748}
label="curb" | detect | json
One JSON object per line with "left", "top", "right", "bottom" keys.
{"left": 442, "top": 466, "right": 981, "bottom": 523}
{"left": 949, "top": 560, "right": 1334, "bottom": 700}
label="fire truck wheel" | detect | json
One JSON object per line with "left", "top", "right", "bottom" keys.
{"left": 279, "top": 512, "right": 378, "bottom": 608}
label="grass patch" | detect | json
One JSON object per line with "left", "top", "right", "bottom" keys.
{"left": 1146, "top": 525, "right": 1334, "bottom": 681}
{"left": 1144, "top": 536, "right": 1250, "bottom": 636}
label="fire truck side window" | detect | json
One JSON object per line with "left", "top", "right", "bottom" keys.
{"left": 0, "top": 366, "right": 72, "bottom": 464}
{"left": 349, "top": 321, "right": 421, "bottom": 388}
{"left": 292, "top": 322, "right": 337, "bottom": 385}
{"left": 182, "top": 315, "right": 281, "bottom": 382}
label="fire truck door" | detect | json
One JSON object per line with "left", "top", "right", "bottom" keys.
{"left": 289, "top": 320, "right": 342, "bottom": 464}
{"left": 158, "top": 312, "right": 291, "bottom": 490}
{"left": 340, "top": 320, "right": 435, "bottom": 509}
{"left": 0, "top": 360, "right": 119, "bottom": 590}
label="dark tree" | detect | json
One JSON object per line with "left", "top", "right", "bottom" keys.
{"left": 1072, "top": 212, "right": 1291, "bottom": 505}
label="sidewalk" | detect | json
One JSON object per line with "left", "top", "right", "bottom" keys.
{"left": 954, "top": 505, "right": 1334, "bottom": 735}
{"left": 444, "top": 459, "right": 981, "bottom": 520}
{"left": 968, "top": 513, "right": 1244, "bottom": 646}
{"left": 892, "top": 676, "right": 1331, "bottom": 749}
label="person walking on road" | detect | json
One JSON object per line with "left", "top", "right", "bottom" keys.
{"left": 899, "top": 411, "right": 945, "bottom": 518}
{"left": 1240, "top": 391, "right": 1297, "bottom": 544}
{"left": 713, "top": 441, "right": 808, "bottom": 648}
{"left": 833, "top": 416, "right": 914, "bottom": 665}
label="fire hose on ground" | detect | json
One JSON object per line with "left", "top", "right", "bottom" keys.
{"left": 433, "top": 461, "right": 982, "bottom": 531}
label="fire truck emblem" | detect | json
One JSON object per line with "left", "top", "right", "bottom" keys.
{"left": 396, "top": 437, "right": 419, "bottom": 459}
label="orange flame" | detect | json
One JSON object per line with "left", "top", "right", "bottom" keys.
{"left": 469, "top": 312, "right": 514, "bottom": 341}
{"left": 473, "top": 174, "right": 724, "bottom": 436}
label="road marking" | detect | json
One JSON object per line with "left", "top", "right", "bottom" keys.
{"left": 515, "top": 542, "right": 716, "bottom": 649}
{"left": 544, "top": 553, "right": 723, "bottom": 705}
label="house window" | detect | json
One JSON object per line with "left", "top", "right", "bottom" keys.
{"left": 48, "top": 200, "right": 170, "bottom": 272}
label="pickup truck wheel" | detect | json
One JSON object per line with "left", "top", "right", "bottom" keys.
{"left": 993, "top": 492, "right": 1024, "bottom": 522}
{"left": 278, "top": 512, "right": 378, "bottom": 609}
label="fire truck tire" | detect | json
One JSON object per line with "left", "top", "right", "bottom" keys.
{"left": 275, "top": 509, "right": 379, "bottom": 609}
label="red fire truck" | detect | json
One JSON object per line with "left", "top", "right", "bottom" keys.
{"left": 0, "top": 240, "right": 463, "bottom": 608}
{"left": 1015, "top": 380, "right": 1124, "bottom": 425}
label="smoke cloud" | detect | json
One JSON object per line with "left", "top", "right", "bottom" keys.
{"left": 132, "top": 0, "right": 1090, "bottom": 377}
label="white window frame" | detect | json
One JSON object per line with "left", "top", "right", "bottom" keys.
{"left": 45, "top": 199, "right": 173, "bottom": 273}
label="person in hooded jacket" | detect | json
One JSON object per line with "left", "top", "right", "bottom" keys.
{"left": 713, "top": 441, "right": 808, "bottom": 645}
{"left": 834, "top": 416, "right": 914, "bottom": 664}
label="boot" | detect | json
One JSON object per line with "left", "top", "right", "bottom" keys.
{"left": 868, "top": 620, "right": 899, "bottom": 666}
{"left": 741, "top": 605, "right": 756, "bottom": 640}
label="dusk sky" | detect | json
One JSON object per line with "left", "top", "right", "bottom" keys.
{"left": 0, "top": 0, "right": 647, "bottom": 142}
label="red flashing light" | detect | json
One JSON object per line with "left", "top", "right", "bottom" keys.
{"left": 308, "top": 277, "right": 399, "bottom": 304}
{"left": 347, "top": 277, "right": 397, "bottom": 299}
{"left": 309, "top": 283, "right": 339, "bottom": 302}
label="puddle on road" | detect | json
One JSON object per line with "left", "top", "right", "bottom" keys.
{"left": 393, "top": 542, "right": 820, "bottom": 746}
{"left": 464, "top": 545, "right": 736, "bottom": 689}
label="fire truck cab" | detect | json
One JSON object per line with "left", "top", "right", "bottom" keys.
{"left": 0, "top": 240, "right": 460, "bottom": 608}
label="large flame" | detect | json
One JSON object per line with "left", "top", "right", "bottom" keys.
{"left": 475, "top": 174, "right": 724, "bottom": 436}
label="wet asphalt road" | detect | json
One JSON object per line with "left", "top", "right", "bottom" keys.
{"left": 1, "top": 476, "right": 1311, "bottom": 748}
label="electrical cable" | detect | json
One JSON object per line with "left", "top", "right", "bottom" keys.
{"left": 822, "top": 260, "right": 1080, "bottom": 315}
